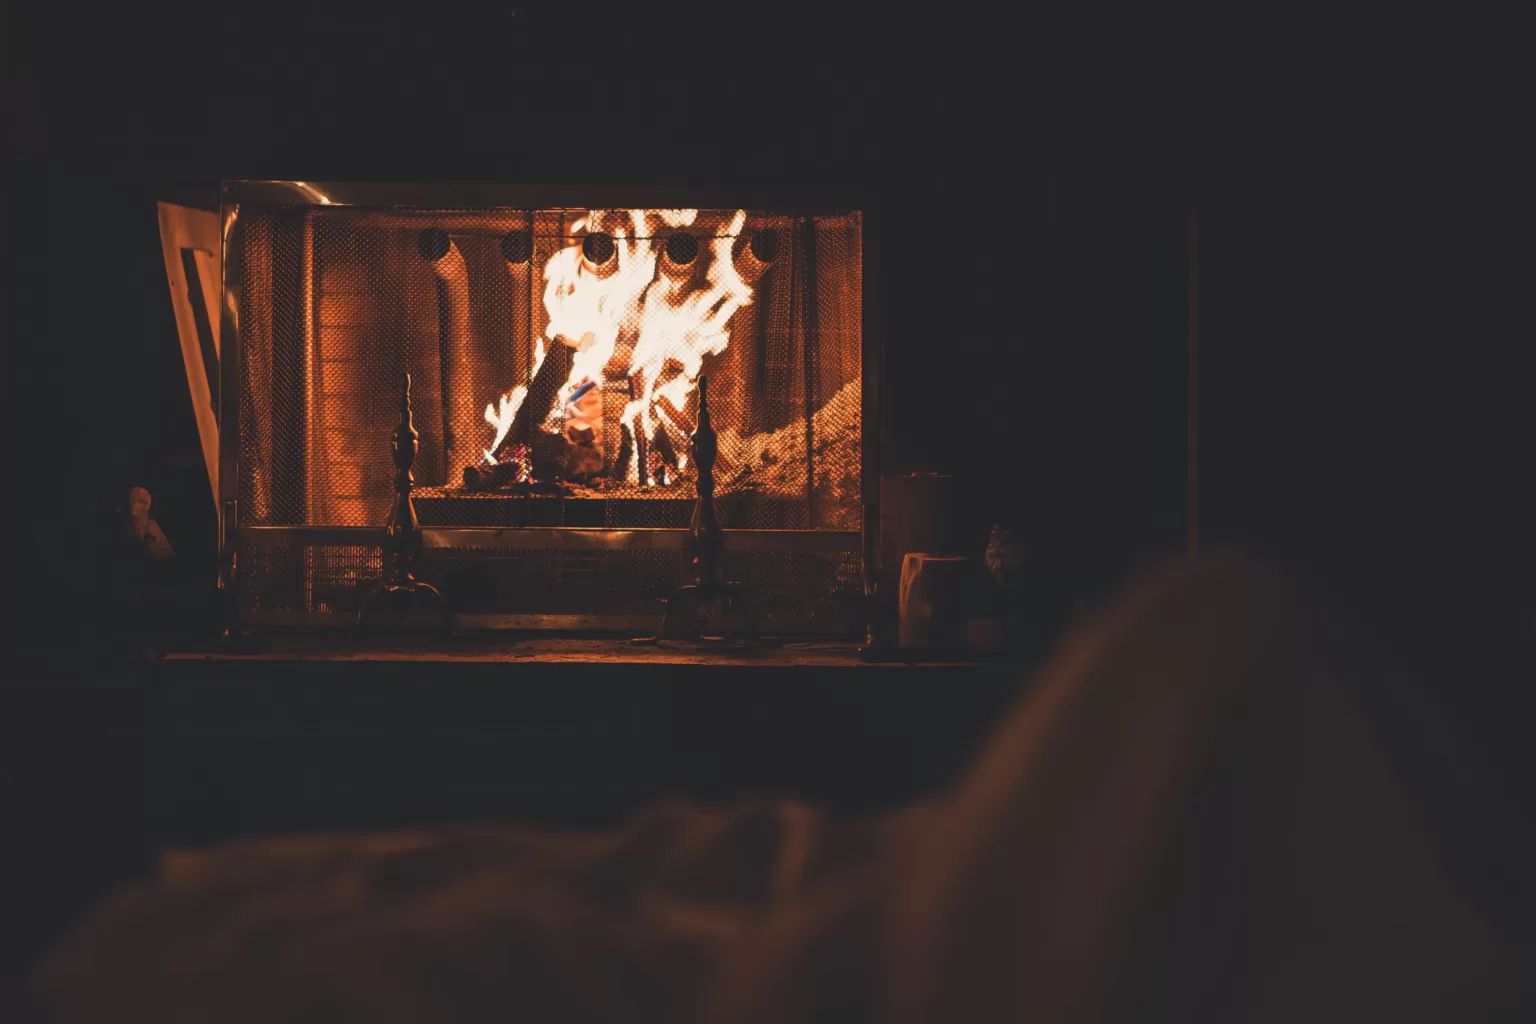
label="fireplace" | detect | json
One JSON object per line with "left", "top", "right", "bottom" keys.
{"left": 220, "top": 183, "right": 873, "bottom": 633}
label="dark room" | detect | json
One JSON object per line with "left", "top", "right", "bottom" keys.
{"left": 4, "top": 3, "right": 1533, "bottom": 1020}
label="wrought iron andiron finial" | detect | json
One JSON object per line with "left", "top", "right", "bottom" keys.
{"left": 633, "top": 374, "right": 756, "bottom": 645}
{"left": 358, "top": 373, "right": 447, "bottom": 633}
{"left": 689, "top": 374, "right": 723, "bottom": 590}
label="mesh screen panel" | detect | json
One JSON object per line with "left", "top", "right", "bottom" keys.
{"left": 237, "top": 208, "right": 862, "bottom": 531}
{"left": 237, "top": 544, "right": 384, "bottom": 617}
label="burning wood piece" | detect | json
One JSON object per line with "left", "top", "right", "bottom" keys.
{"left": 525, "top": 427, "right": 604, "bottom": 485}
{"left": 530, "top": 430, "right": 568, "bottom": 483}
{"left": 601, "top": 380, "right": 630, "bottom": 475}
{"left": 613, "top": 420, "right": 634, "bottom": 483}
{"left": 459, "top": 432, "right": 613, "bottom": 495}
{"left": 508, "top": 342, "right": 574, "bottom": 449}
{"left": 567, "top": 439, "right": 604, "bottom": 482}
{"left": 649, "top": 427, "right": 680, "bottom": 483}
{"left": 462, "top": 460, "right": 523, "bottom": 493}
{"left": 629, "top": 372, "right": 648, "bottom": 483}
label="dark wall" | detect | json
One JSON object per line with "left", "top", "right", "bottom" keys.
{"left": 1460, "top": 209, "right": 1536, "bottom": 666}
{"left": 4, "top": 0, "right": 48, "bottom": 651}
{"left": 1201, "top": 218, "right": 1421, "bottom": 608}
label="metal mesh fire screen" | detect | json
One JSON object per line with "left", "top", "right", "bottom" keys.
{"left": 226, "top": 187, "right": 866, "bottom": 632}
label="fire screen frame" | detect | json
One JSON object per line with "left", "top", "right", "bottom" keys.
{"left": 218, "top": 181, "right": 880, "bottom": 631}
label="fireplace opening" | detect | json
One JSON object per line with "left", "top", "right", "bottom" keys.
{"left": 228, "top": 189, "right": 867, "bottom": 632}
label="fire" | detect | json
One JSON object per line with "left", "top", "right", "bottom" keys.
{"left": 481, "top": 208, "right": 756, "bottom": 486}
{"left": 482, "top": 337, "right": 545, "bottom": 465}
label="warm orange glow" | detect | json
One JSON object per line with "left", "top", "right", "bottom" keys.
{"left": 481, "top": 208, "right": 755, "bottom": 486}
{"left": 291, "top": 181, "right": 334, "bottom": 205}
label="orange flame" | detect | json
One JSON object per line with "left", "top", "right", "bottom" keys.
{"left": 483, "top": 208, "right": 756, "bottom": 486}
{"left": 482, "top": 337, "right": 545, "bottom": 464}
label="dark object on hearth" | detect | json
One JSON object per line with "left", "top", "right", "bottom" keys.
{"left": 416, "top": 228, "right": 452, "bottom": 262}
{"left": 899, "top": 553, "right": 976, "bottom": 652}
{"left": 865, "top": 473, "right": 960, "bottom": 654}
{"left": 976, "top": 522, "right": 1030, "bottom": 654}
{"left": 879, "top": 474, "right": 960, "bottom": 587}
{"left": 985, "top": 524, "right": 1025, "bottom": 588}
{"left": 359, "top": 374, "right": 448, "bottom": 634}
{"left": 500, "top": 231, "right": 533, "bottom": 264}
{"left": 634, "top": 375, "right": 758, "bottom": 645}
{"left": 750, "top": 227, "right": 780, "bottom": 263}
{"left": 583, "top": 231, "right": 615, "bottom": 265}
{"left": 665, "top": 232, "right": 699, "bottom": 266}
{"left": 107, "top": 484, "right": 214, "bottom": 657}
{"left": 122, "top": 486, "right": 176, "bottom": 562}
{"left": 110, "top": 486, "right": 174, "bottom": 594}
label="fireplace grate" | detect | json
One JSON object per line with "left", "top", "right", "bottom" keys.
{"left": 238, "top": 540, "right": 863, "bottom": 631}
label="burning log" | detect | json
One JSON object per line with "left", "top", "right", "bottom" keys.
{"left": 567, "top": 440, "right": 604, "bottom": 482}
{"left": 601, "top": 379, "right": 629, "bottom": 473}
{"left": 650, "top": 425, "right": 680, "bottom": 480}
{"left": 509, "top": 340, "right": 573, "bottom": 448}
{"left": 462, "top": 460, "right": 522, "bottom": 493}
{"left": 523, "top": 427, "right": 604, "bottom": 485}
{"left": 629, "top": 372, "right": 648, "bottom": 483}
{"left": 613, "top": 414, "right": 635, "bottom": 483}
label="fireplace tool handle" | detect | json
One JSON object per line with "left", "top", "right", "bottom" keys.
{"left": 632, "top": 375, "right": 760, "bottom": 645}
{"left": 358, "top": 373, "right": 449, "bottom": 635}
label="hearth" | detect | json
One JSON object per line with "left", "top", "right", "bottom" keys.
{"left": 219, "top": 183, "right": 873, "bottom": 633}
